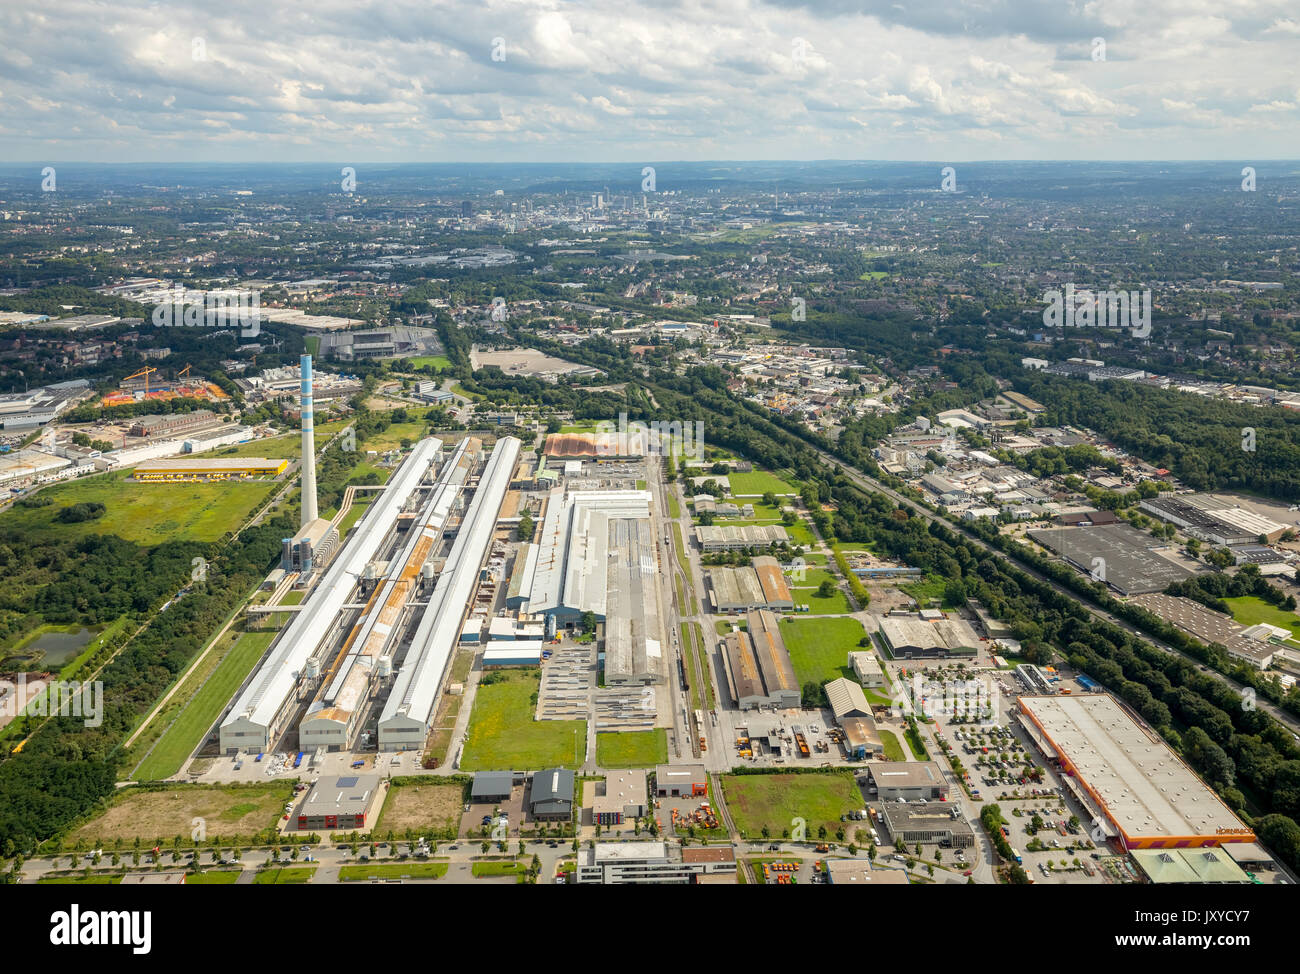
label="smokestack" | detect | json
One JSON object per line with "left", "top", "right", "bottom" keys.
{"left": 300, "top": 353, "right": 318, "bottom": 526}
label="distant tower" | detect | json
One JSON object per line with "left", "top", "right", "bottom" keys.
{"left": 299, "top": 353, "right": 318, "bottom": 526}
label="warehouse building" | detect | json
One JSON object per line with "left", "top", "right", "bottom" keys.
{"left": 654, "top": 764, "right": 707, "bottom": 797}
{"left": 505, "top": 543, "right": 538, "bottom": 608}
{"left": 295, "top": 774, "right": 383, "bottom": 831}
{"left": 1139, "top": 494, "right": 1288, "bottom": 546}
{"left": 868, "top": 762, "right": 950, "bottom": 801}
{"left": 1028, "top": 523, "right": 1192, "bottom": 595}
{"left": 745, "top": 609, "right": 800, "bottom": 709}
{"left": 752, "top": 556, "right": 794, "bottom": 610}
{"left": 709, "top": 566, "right": 766, "bottom": 613}
{"left": 879, "top": 803, "right": 975, "bottom": 848}
{"left": 133, "top": 456, "right": 288, "bottom": 480}
{"left": 528, "top": 768, "right": 576, "bottom": 822}
{"left": 825, "top": 860, "right": 910, "bottom": 885}
{"left": 602, "top": 517, "right": 661, "bottom": 685}
{"left": 543, "top": 431, "right": 647, "bottom": 460}
{"left": 481, "top": 642, "right": 545, "bottom": 667}
{"left": 877, "top": 614, "right": 979, "bottom": 659}
{"left": 1017, "top": 694, "right": 1254, "bottom": 850}
{"left": 841, "top": 716, "right": 883, "bottom": 760}
{"left": 471, "top": 771, "right": 515, "bottom": 803}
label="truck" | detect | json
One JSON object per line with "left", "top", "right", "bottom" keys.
{"left": 293, "top": 751, "right": 305, "bottom": 768}
{"left": 1011, "top": 848, "right": 1022, "bottom": 864}
{"left": 351, "top": 759, "right": 365, "bottom": 768}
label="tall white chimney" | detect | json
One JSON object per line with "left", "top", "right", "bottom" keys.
{"left": 299, "top": 353, "right": 318, "bottom": 526}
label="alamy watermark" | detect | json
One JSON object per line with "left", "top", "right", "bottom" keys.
{"left": 592, "top": 411, "right": 705, "bottom": 462}
{"left": 1041, "top": 283, "right": 1151, "bottom": 338}
{"left": 896, "top": 673, "right": 998, "bottom": 725}
{"left": 1, "top": 674, "right": 103, "bottom": 728}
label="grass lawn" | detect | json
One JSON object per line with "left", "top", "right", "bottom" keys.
{"left": 131, "top": 629, "right": 276, "bottom": 781}
{"left": 38, "top": 874, "right": 122, "bottom": 884}
{"left": 784, "top": 520, "right": 816, "bottom": 546}
{"left": 208, "top": 420, "right": 347, "bottom": 460}
{"left": 779, "top": 617, "right": 867, "bottom": 686}
{"left": 791, "top": 588, "right": 852, "bottom": 614}
{"left": 2, "top": 470, "right": 273, "bottom": 544}
{"left": 1223, "top": 596, "right": 1300, "bottom": 641}
{"left": 339, "top": 861, "right": 448, "bottom": 881}
{"left": 728, "top": 470, "right": 799, "bottom": 496}
{"left": 359, "top": 422, "right": 430, "bottom": 453}
{"left": 185, "top": 870, "right": 241, "bottom": 884}
{"left": 670, "top": 522, "right": 691, "bottom": 579}
{"left": 596, "top": 730, "right": 668, "bottom": 768}
{"left": 253, "top": 866, "right": 316, "bottom": 884}
{"left": 407, "top": 355, "right": 452, "bottom": 370}
{"left": 878, "top": 729, "right": 906, "bottom": 761}
{"left": 900, "top": 575, "right": 959, "bottom": 609}
{"left": 667, "top": 492, "right": 681, "bottom": 519}
{"left": 336, "top": 495, "right": 374, "bottom": 538}
{"left": 69, "top": 782, "right": 293, "bottom": 846}
{"left": 721, "top": 772, "right": 862, "bottom": 840}
{"left": 472, "top": 860, "right": 524, "bottom": 877}
{"left": 460, "top": 669, "right": 586, "bottom": 770}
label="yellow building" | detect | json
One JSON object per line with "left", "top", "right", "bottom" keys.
{"left": 134, "top": 457, "right": 289, "bottom": 481}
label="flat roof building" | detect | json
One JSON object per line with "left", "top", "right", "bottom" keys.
{"left": 654, "top": 764, "right": 707, "bottom": 797}
{"left": 825, "top": 860, "right": 910, "bottom": 885}
{"left": 868, "top": 762, "right": 950, "bottom": 801}
{"left": 848, "top": 651, "right": 884, "bottom": 687}
{"left": 575, "top": 841, "right": 735, "bottom": 884}
{"left": 295, "top": 774, "right": 383, "bottom": 831}
{"left": 879, "top": 803, "right": 975, "bottom": 848}
{"left": 1018, "top": 694, "right": 1254, "bottom": 849}
{"left": 134, "top": 456, "right": 288, "bottom": 480}
{"left": 471, "top": 771, "right": 514, "bottom": 803}
{"left": 592, "top": 769, "right": 648, "bottom": 826}
{"left": 695, "top": 524, "right": 789, "bottom": 552}
{"left": 877, "top": 614, "right": 979, "bottom": 659}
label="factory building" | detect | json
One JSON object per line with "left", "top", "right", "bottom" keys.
{"left": 877, "top": 613, "right": 980, "bottom": 659}
{"left": 528, "top": 768, "right": 576, "bottom": 822}
{"left": 575, "top": 841, "right": 735, "bottom": 884}
{"left": 299, "top": 439, "right": 477, "bottom": 752}
{"left": 868, "top": 762, "right": 951, "bottom": 801}
{"left": 848, "top": 651, "right": 885, "bottom": 687}
{"left": 591, "top": 770, "right": 648, "bottom": 826}
{"left": 377, "top": 436, "right": 522, "bottom": 750}
{"left": 218, "top": 438, "right": 442, "bottom": 754}
{"left": 879, "top": 804, "right": 975, "bottom": 849}
{"left": 602, "top": 517, "right": 661, "bottom": 685}
{"left": 654, "top": 764, "right": 707, "bottom": 798}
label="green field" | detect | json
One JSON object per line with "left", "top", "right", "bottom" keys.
{"left": 779, "top": 617, "right": 867, "bottom": 686}
{"left": 131, "top": 629, "right": 276, "bottom": 781}
{"left": 1223, "top": 596, "right": 1300, "bottom": 642}
{"left": 471, "top": 860, "right": 524, "bottom": 877}
{"left": 791, "top": 588, "right": 852, "bottom": 614}
{"left": 339, "top": 861, "right": 448, "bottom": 881}
{"left": 596, "top": 730, "right": 668, "bottom": 768}
{"left": 721, "top": 772, "right": 863, "bottom": 839}
{"left": 185, "top": 870, "right": 241, "bottom": 884}
{"left": 728, "top": 470, "right": 799, "bottom": 496}
{"left": 878, "top": 729, "right": 905, "bottom": 762}
{"left": 460, "top": 669, "right": 586, "bottom": 770}
{"left": 1, "top": 471, "right": 273, "bottom": 544}
{"left": 253, "top": 866, "right": 316, "bottom": 885}
{"left": 38, "top": 873, "right": 123, "bottom": 884}
{"left": 359, "top": 421, "right": 430, "bottom": 452}
{"left": 667, "top": 492, "right": 681, "bottom": 519}
{"left": 407, "top": 355, "right": 452, "bottom": 370}
{"left": 2, "top": 616, "right": 128, "bottom": 675}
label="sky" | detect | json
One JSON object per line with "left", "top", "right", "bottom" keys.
{"left": 1, "top": 0, "right": 1298, "bottom": 163}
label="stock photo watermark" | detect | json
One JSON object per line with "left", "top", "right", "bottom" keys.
{"left": 1041, "top": 283, "right": 1152, "bottom": 338}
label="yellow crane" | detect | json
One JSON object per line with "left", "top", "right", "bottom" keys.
{"left": 123, "top": 365, "right": 157, "bottom": 397}
{"left": 177, "top": 363, "right": 192, "bottom": 381}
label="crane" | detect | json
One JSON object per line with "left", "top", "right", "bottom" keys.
{"left": 123, "top": 365, "right": 157, "bottom": 397}
{"left": 177, "top": 364, "right": 192, "bottom": 381}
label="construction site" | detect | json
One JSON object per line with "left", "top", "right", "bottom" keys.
{"left": 100, "top": 364, "right": 231, "bottom": 407}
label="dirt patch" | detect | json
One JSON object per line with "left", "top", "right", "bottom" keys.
{"left": 69, "top": 783, "right": 293, "bottom": 845}
{"left": 375, "top": 782, "right": 464, "bottom": 836}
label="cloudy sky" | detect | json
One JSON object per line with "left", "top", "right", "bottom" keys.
{"left": 1, "top": 0, "right": 1298, "bottom": 162}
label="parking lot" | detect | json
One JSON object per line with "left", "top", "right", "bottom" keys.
{"left": 459, "top": 784, "right": 525, "bottom": 839}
